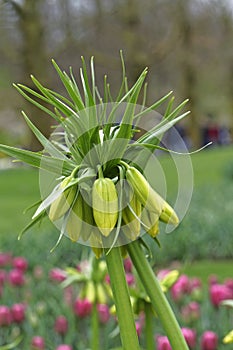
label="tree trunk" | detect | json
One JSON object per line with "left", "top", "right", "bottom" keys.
{"left": 13, "top": 0, "right": 53, "bottom": 150}
{"left": 177, "top": 0, "right": 200, "bottom": 148}
{"left": 120, "top": 0, "right": 147, "bottom": 85}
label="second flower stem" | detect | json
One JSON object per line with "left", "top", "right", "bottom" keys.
{"left": 91, "top": 300, "right": 100, "bottom": 350}
{"left": 145, "top": 302, "right": 154, "bottom": 350}
{"left": 127, "top": 240, "right": 189, "bottom": 350}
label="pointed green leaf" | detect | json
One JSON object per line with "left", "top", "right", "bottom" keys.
{"left": 22, "top": 111, "right": 67, "bottom": 160}
{"left": 0, "top": 144, "right": 75, "bottom": 175}
{"left": 14, "top": 84, "right": 61, "bottom": 122}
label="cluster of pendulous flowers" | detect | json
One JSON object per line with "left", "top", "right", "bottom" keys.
{"left": 48, "top": 160, "right": 179, "bottom": 258}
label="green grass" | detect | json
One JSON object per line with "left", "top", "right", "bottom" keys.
{"left": 181, "top": 260, "right": 233, "bottom": 284}
{"left": 159, "top": 145, "right": 233, "bottom": 192}
{"left": 0, "top": 167, "right": 39, "bottom": 232}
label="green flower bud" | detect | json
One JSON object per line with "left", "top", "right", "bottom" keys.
{"left": 66, "top": 192, "right": 83, "bottom": 242}
{"left": 160, "top": 270, "right": 179, "bottom": 293}
{"left": 81, "top": 197, "right": 95, "bottom": 242}
{"left": 223, "top": 330, "right": 233, "bottom": 344}
{"left": 85, "top": 280, "right": 96, "bottom": 303}
{"left": 126, "top": 166, "right": 163, "bottom": 215}
{"left": 122, "top": 192, "right": 141, "bottom": 240}
{"left": 49, "top": 176, "right": 76, "bottom": 222}
{"left": 159, "top": 202, "right": 179, "bottom": 226}
{"left": 96, "top": 283, "right": 108, "bottom": 304}
{"left": 141, "top": 209, "right": 159, "bottom": 237}
{"left": 92, "top": 177, "right": 118, "bottom": 237}
{"left": 126, "top": 166, "right": 179, "bottom": 226}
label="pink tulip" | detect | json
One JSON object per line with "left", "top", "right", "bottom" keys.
{"left": 209, "top": 283, "right": 232, "bottom": 307}
{"left": 31, "top": 336, "right": 45, "bottom": 350}
{"left": 0, "top": 305, "right": 12, "bottom": 326}
{"left": 224, "top": 278, "right": 233, "bottom": 297}
{"left": 170, "top": 274, "right": 190, "bottom": 301}
{"left": 11, "top": 303, "right": 26, "bottom": 323}
{"left": 135, "top": 321, "right": 142, "bottom": 337}
{"left": 74, "top": 298, "right": 92, "bottom": 318}
{"left": 126, "top": 273, "right": 135, "bottom": 286}
{"left": 105, "top": 274, "right": 111, "bottom": 284}
{"left": 49, "top": 268, "right": 66, "bottom": 282}
{"left": 201, "top": 331, "right": 218, "bottom": 350}
{"left": 56, "top": 345, "right": 73, "bottom": 350}
{"left": 97, "top": 304, "right": 110, "bottom": 324}
{"left": 177, "top": 275, "right": 190, "bottom": 293}
{"left": 124, "top": 258, "right": 133, "bottom": 273}
{"left": 190, "top": 277, "right": 202, "bottom": 291}
{"left": 8, "top": 268, "right": 25, "bottom": 287}
{"left": 54, "top": 315, "right": 68, "bottom": 335}
{"left": 12, "top": 256, "right": 28, "bottom": 272}
{"left": 156, "top": 335, "right": 172, "bottom": 350}
{"left": 181, "top": 301, "right": 200, "bottom": 323}
{"left": 181, "top": 327, "right": 196, "bottom": 348}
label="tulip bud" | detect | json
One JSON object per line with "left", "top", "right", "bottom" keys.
{"left": 54, "top": 315, "right": 68, "bottom": 335}
{"left": 8, "top": 268, "right": 25, "bottom": 287}
{"left": 11, "top": 303, "right": 26, "bottom": 323}
{"left": 97, "top": 303, "right": 110, "bottom": 324}
{"left": 31, "top": 336, "right": 45, "bottom": 350}
{"left": 201, "top": 331, "right": 218, "bottom": 350}
{"left": 49, "top": 268, "right": 66, "bottom": 283}
{"left": 56, "top": 345, "right": 73, "bottom": 350}
{"left": 181, "top": 327, "right": 196, "bottom": 348}
{"left": 74, "top": 298, "right": 92, "bottom": 318}
{"left": 156, "top": 335, "right": 172, "bottom": 350}
{"left": 209, "top": 283, "right": 232, "bottom": 307}
{"left": 12, "top": 256, "right": 28, "bottom": 272}
{"left": 0, "top": 305, "right": 12, "bottom": 326}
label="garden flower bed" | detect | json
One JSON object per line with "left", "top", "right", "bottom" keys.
{"left": 0, "top": 252, "right": 232, "bottom": 349}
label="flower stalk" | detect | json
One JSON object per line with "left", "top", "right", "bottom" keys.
{"left": 105, "top": 246, "right": 140, "bottom": 350}
{"left": 127, "top": 240, "right": 189, "bottom": 350}
{"left": 144, "top": 302, "right": 154, "bottom": 350}
{"left": 91, "top": 299, "right": 100, "bottom": 350}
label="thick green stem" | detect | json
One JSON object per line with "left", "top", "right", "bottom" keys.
{"left": 144, "top": 302, "right": 154, "bottom": 350}
{"left": 91, "top": 300, "right": 100, "bottom": 350}
{"left": 105, "top": 247, "right": 140, "bottom": 350}
{"left": 127, "top": 240, "right": 189, "bottom": 350}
